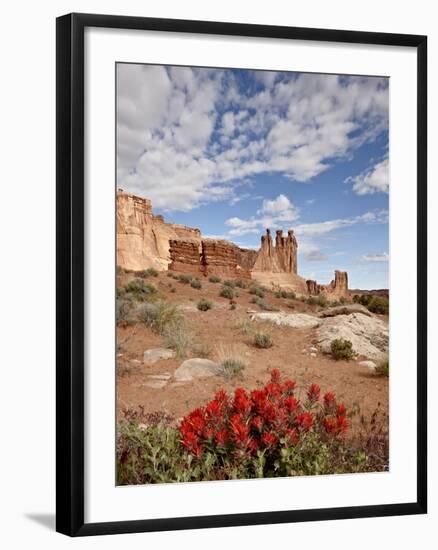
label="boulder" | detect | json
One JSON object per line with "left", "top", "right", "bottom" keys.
{"left": 316, "top": 313, "right": 388, "bottom": 361}
{"left": 250, "top": 312, "right": 320, "bottom": 329}
{"left": 358, "top": 360, "right": 378, "bottom": 370}
{"left": 174, "top": 358, "right": 222, "bottom": 381}
{"left": 143, "top": 348, "right": 176, "bottom": 365}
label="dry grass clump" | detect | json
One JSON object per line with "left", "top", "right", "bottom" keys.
{"left": 162, "top": 321, "right": 193, "bottom": 358}
{"left": 375, "top": 360, "right": 389, "bottom": 377}
{"left": 254, "top": 332, "right": 273, "bottom": 349}
{"left": 216, "top": 342, "right": 249, "bottom": 379}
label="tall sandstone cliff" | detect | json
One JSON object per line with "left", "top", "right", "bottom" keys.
{"left": 117, "top": 191, "right": 201, "bottom": 271}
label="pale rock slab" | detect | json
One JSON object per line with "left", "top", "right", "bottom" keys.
{"left": 143, "top": 348, "right": 176, "bottom": 365}
{"left": 250, "top": 312, "right": 320, "bottom": 329}
{"left": 174, "top": 358, "right": 222, "bottom": 381}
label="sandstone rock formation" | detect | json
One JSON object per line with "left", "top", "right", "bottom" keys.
{"left": 117, "top": 191, "right": 350, "bottom": 295}
{"left": 117, "top": 191, "right": 201, "bottom": 271}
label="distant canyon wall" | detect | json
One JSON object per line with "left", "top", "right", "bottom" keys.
{"left": 116, "top": 191, "right": 349, "bottom": 295}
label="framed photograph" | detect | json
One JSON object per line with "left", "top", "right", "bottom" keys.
{"left": 56, "top": 13, "right": 427, "bottom": 536}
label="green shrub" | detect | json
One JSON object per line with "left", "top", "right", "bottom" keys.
{"left": 275, "top": 289, "right": 296, "bottom": 299}
{"left": 330, "top": 338, "right": 354, "bottom": 360}
{"left": 208, "top": 275, "right": 221, "bottom": 283}
{"left": 191, "top": 342, "right": 212, "bottom": 358}
{"left": 253, "top": 298, "right": 279, "bottom": 311}
{"left": 234, "top": 279, "right": 248, "bottom": 289}
{"left": 122, "top": 278, "right": 157, "bottom": 301}
{"left": 254, "top": 332, "right": 273, "bottom": 348}
{"left": 137, "top": 267, "right": 159, "bottom": 278}
{"left": 116, "top": 298, "right": 135, "bottom": 326}
{"left": 197, "top": 298, "right": 213, "bottom": 311}
{"left": 315, "top": 295, "right": 328, "bottom": 308}
{"left": 190, "top": 278, "right": 202, "bottom": 290}
{"left": 249, "top": 286, "right": 265, "bottom": 299}
{"left": 219, "top": 286, "right": 235, "bottom": 299}
{"left": 137, "top": 301, "right": 183, "bottom": 334}
{"left": 229, "top": 303, "right": 236, "bottom": 310}
{"left": 375, "top": 360, "right": 389, "bottom": 377}
{"left": 367, "top": 296, "right": 389, "bottom": 315}
{"left": 177, "top": 274, "right": 193, "bottom": 284}
{"left": 223, "top": 280, "right": 235, "bottom": 288}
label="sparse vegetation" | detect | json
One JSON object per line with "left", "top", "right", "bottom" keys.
{"left": 208, "top": 275, "right": 221, "bottom": 283}
{"left": 219, "top": 286, "right": 235, "bottom": 299}
{"left": 353, "top": 294, "right": 389, "bottom": 315}
{"left": 223, "top": 280, "right": 235, "bottom": 287}
{"left": 249, "top": 286, "right": 265, "bottom": 299}
{"left": 254, "top": 332, "right": 273, "bottom": 348}
{"left": 220, "top": 358, "right": 246, "bottom": 379}
{"left": 116, "top": 298, "right": 135, "bottom": 326}
{"left": 162, "top": 321, "right": 193, "bottom": 358}
{"left": 190, "top": 278, "right": 202, "bottom": 290}
{"left": 252, "top": 297, "right": 279, "bottom": 311}
{"left": 197, "top": 298, "right": 213, "bottom": 311}
{"left": 330, "top": 338, "right": 354, "bottom": 361}
{"left": 137, "top": 301, "right": 183, "bottom": 334}
{"left": 275, "top": 289, "right": 296, "bottom": 299}
{"left": 216, "top": 343, "right": 248, "bottom": 379}
{"left": 177, "top": 274, "right": 193, "bottom": 284}
{"left": 229, "top": 303, "right": 236, "bottom": 310}
{"left": 119, "top": 278, "right": 158, "bottom": 301}
{"left": 234, "top": 279, "right": 248, "bottom": 289}
{"left": 137, "top": 267, "right": 159, "bottom": 278}
{"left": 375, "top": 360, "right": 389, "bottom": 377}
{"left": 191, "top": 342, "right": 212, "bottom": 358}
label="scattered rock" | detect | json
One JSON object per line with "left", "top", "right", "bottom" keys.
{"left": 147, "top": 373, "right": 172, "bottom": 380}
{"left": 250, "top": 312, "right": 320, "bottom": 329}
{"left": 246, "top": 309, "right": 258, "bottom": 314}
{"left": 310, "top": 352, "right": 317, "bottom": 358}
{"left": 174, "top": 358, "right": 222, "bottom": 381}
{"left": 359, "top": 360, "right": 378, "bottom": 370}
{"left": 143, "top": 379, "right": 167, "bottom": 389}
{"left": 309, "top": 346, "right": 318, "bottom": 353}
{"left": 130, "top": 359, "right": 142, "bottom": 366}
{"left": 143, "top": 348, "right": 176, "bottom": 365}
{"left": 318, "top": 304, "right": 371, "bottom": 318}
{"left": 316, "top": 313, "right": 388, "bottom": 361}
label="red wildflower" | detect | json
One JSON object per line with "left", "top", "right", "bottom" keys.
{"left": 286, "top": 428, "right": 299, "bottom": 445}
{"left": 323, "top": 392, "right": 336, "bottom": 409}
{"left": 336, "top": 415, "right": 349, "bottom": 434}
{"left": 261, "top": 432, "right": 277, "bottom": 448}
{"left": 252, "top": 415, "right": 263, "bottom": 431}
{"left": 323, "top": 417, "right": 338, "bottom": 435}
{"left": 282, "top": 379, "right": 296, "bottom": 395}
{"left": 336, "top": 404, "right": 347, "bottom": 417}
{"left": 203, "top": 427, "right": 214, "bottom": 440}
{"left": 187, "top": 408, "right": 206, "bottom": 436}
{"left": 205, "top": 399, "right": 223, "bottom": 420}
{"left": 214, "top": 389, "right": 229, "bottom": 405}
{"left": 307, "top": 383, "right": 321, "bottom": 403}
{"left": 230, "top": 413, "right": 251, "bottom": 448}
{"left": 234, "top": 388, "right": 252, "bottom": 416}
{"left": 270, "top": 368, "right": 281, "bottom": 383}
{"left": 215, "top": 428, "right": 229, "bottom": 447}
{"left": 284, "top": 395, "right": 299, "bottom": 414}
{"left": 296, "top": 412, "right": 313, "bottom": 432}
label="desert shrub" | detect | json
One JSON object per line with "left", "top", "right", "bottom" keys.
{"left": 285, "top": 301, "right": 295, "bottom": 309}
{"left": 315, "top": 295, "right": 328, "bottom": 308}
{"left": 122, "top": 279, "right": 157, "bottom": 301}
{"left": 197, "top": 298, "right": 213, "bottom": 311}
{"left": 234, "top": 279, "right": 248, "bottom": 289}
{"left": 117, "top": 371, "right": 382, "bottom": 484}
{"left": 209, "top": 275, "right": 221, "bottom": 283}
{"left": 116, "top": 298, "right": 135, "bottom": 326}
{"left": 223, "top": 280, "right": 236, "bottom": 288}
{"left": 276, "top": 290, "right": 296, "bottom": 300}
{"left": 137, "top": 301, "right": 183, "bottom": 334}
{"left": 219, "top": 286, "right": 235, "bottom": 299}
{"left": 367, "top": 296, "right": 389, "bottom": 315}
{"left": 254, "top": 332, "right": 273, "bottom": 349}
{"left": 306, "top": 296, "right": 318, "bottom": 306}
{"left": 375, "top": 360, "right": 389, "bottom": 377}
{"left": 220, "top": 359, "right": 246, "bottom": 379}
{"left": 249, "top": 286, "right": 265, "bottom": 299}
{"left": 253, "top": 298, "right": 279, "bottom": 311}
{"left": 177, "top": 274, "right": 193, "bottom": 284}
{"left": 137, "top": 267, "right": 159, "bottom": 278}
{"left": 233, "top": 318, "right": 253, "bottom": 335}
{"left": 116, "top": 265, "right": 125, "bottom": 276}
{"left": 216, "top": 343, "right": 248, "bottom": 380}
{"left": 330, "top": 338, "right": 354, "bottom": 361}
{"left": 190, "top": 278, "right": 202, "bottom": 290}
{"left": 229, "top": 303, "right": 236, "bottom": 310}
{"left": 170, "top": 287, "right": 176, "bottom": 293}
{"left": 162, "top": 321, "right": 193, "bottom": 358}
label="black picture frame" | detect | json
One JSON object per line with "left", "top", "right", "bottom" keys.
{"left": 56, "top": 12, "right": 427, "bottom": 537}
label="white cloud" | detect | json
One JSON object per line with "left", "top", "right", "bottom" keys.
{"left": 304, "top": 248, "right": 328, "bottom": 262}
{"left": 361, "top": 252, "right": 389, "bottom": 262}
{"left": 347, "top": 157, "right": 389, "bottom": 195}
{"left": 117, "top": 65, "right": 388, "bottom": 210}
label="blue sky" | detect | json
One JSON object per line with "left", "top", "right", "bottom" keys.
{"left": 117, "top": 64, "right": 389, "bottom": 289}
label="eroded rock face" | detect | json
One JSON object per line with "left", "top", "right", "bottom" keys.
{"left": 201, "top": 239, "right": 247, "bottom": 278}
{"left": 325, "top": 270, "right": 349, "bottom": 297}
{"left": 117, "top": 191, "right": 201, "bottom": 272}
{"left": 253, "top": 229, "right": 298, "bottom": 274}
{"left": 250, "top": 312, "right": 321, "bottom": 329}
{"left": 169, "top": 240, "right": 201, "bottom": 274}
{"left": 306, "top": 280, "right": 321, "bottom": 295}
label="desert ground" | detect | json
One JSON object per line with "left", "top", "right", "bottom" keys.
{"left": 116, "top": 270, "right": 389, "bottom": 437}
